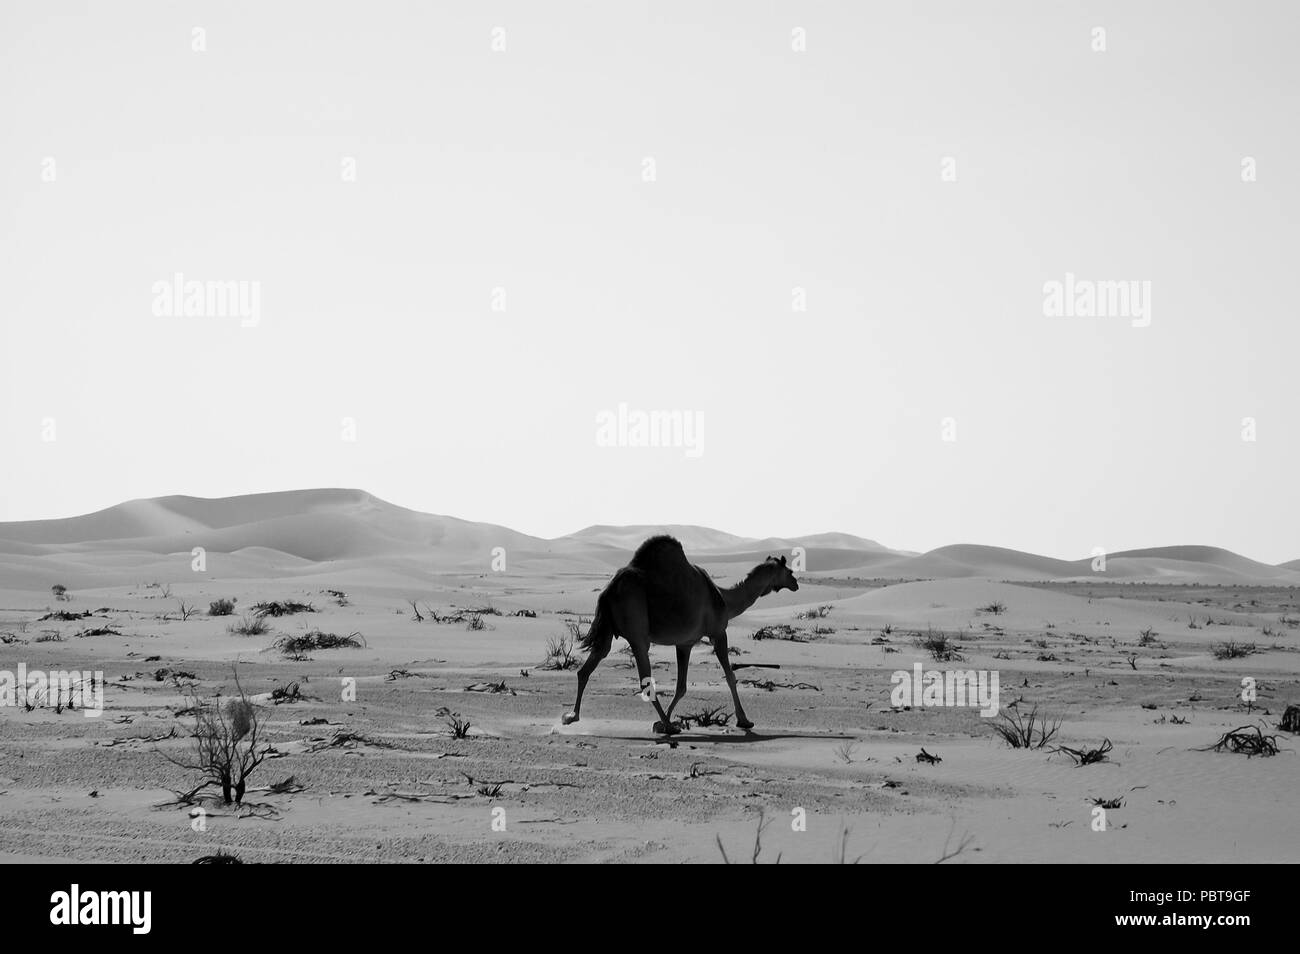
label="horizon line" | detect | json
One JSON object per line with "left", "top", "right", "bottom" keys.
{"left": 0, "top": 485, "right": 1294, "bottom": 570}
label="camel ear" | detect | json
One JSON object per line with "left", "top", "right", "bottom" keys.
{"left": 779, "top": 555, "right": 787, "bottom": 566}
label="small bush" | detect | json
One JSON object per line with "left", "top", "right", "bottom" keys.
{"left": 51, "top": 584, "right": 69, "bottom": 601}
{"left": 683, "top": 705, "right": 731, "bottom": 728}
{"left": 446, "top": 716, "right": 472, "bottom": 739}
{"left": 540, "top": 634, "right": 580, "bottom": 670}
{"left": 978, "top": 601, "right": 1006, "bottom": 615}
{"left": 1213, "top": 641, "right": 1255, "bottom": 660}
{"left": 914, "top": 628, "right": 961, "bottom": 661}
{"left": 251, "top": 600, "right": 315, "bottom": 618}
{"left": 209, "top": 598, "right": 236, "bottom": 617}
{"left": 752, "top": 624, "right": 817, "bottom": 643}
{"left": 269, "top": 682, "right": 303, "bottom": 704}
{"left": 795, "top": 605, "right": 832, "bottom": 620}
{"left": 228, "top": 615, "right": 269, "bottom": 637}
{"left": 272, "top": 630, "right": 364, "bottom": 656}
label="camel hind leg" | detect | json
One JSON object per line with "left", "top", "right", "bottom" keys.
{"left": 562, "top": 619, "right": 613, "bottom": 725}
{"left": 628, "top": 639, "right": 676, "bottom": 734}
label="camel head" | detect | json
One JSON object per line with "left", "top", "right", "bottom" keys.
{"left": 761, "top": 555, "right": 799, "bottom": 593}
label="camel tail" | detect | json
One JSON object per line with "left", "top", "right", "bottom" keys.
{"left": 579, "top": 593, "right": 615, "bottom": 653}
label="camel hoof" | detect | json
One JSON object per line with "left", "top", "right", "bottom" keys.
{"left": 736, "top": 719, "right": 754, "bottom": 731}
{"left": 561, "top": 712, "right": 579, "bottom": 725}
{"left": 652, "top": 720, "right": 679, "bottom": 736}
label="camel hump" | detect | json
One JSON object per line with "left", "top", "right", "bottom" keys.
{"left": 628, "top": 535, "right": 690, "bottom": 572}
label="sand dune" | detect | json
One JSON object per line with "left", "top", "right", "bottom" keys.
{"left": 567, "top": 524, "right": 753, "bottom": 551}
{"left": 1, "top": 489, "right": 1295, "bottom": 587}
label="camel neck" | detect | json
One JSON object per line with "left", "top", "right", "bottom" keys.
{"left": 722, "top": 572, "right": 769, "bottom": 622}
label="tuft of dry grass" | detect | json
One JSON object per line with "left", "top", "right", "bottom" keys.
{"left": 1212, "top": 641, "right": 1256, "bottom": 660}
{"left": 990, "top": 704, "right": 1061, "bottom": 749}
{"left": 227, "top": 615, "right": 269, "bottom": 636}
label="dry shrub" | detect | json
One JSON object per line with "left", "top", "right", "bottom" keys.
{"left": 991, "top": 705, "right": 1061, "bottom": 749}
{"left": 1198, "top": 724, "right": 1281, "bottom": 758}
{"left": 160, "top": 670, "right": 269, "bottom": 805}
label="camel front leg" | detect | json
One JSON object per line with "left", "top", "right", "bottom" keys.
{"left": 656, "top": 643, "right": 692, "bottom": 733}
{"left": 711, "top": 631, "right": 753, "bottom": 730}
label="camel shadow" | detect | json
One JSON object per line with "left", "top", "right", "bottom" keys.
{"left": 604, "top": 729, "right": 853, "bottom": 745}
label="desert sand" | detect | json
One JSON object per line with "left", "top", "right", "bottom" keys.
{"left": 1, "top": 489, "right": 1296, "bottom": 863}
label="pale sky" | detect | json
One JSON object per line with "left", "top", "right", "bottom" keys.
{"left": 2, "top": 1, "right": 1297, "bottom": 562}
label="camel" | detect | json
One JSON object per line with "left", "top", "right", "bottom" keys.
{"left": 561, "top": 535, "right": 799, "bottom": 734}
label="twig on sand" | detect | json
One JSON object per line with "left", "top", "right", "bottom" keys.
{"left": 934, "top": 820, "right": 975, "bottom": 863}
{"left": 99, "top": 727, "right": 178, "bottom": 747}
{"left": 1056, "top": 739, "right": 1114, "bottom": 766}
{"left": 739, "top": 678, "right": 820, "bottom": 692}
{"left": 306, "top": 730, "right": 397, "bottom": 752}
